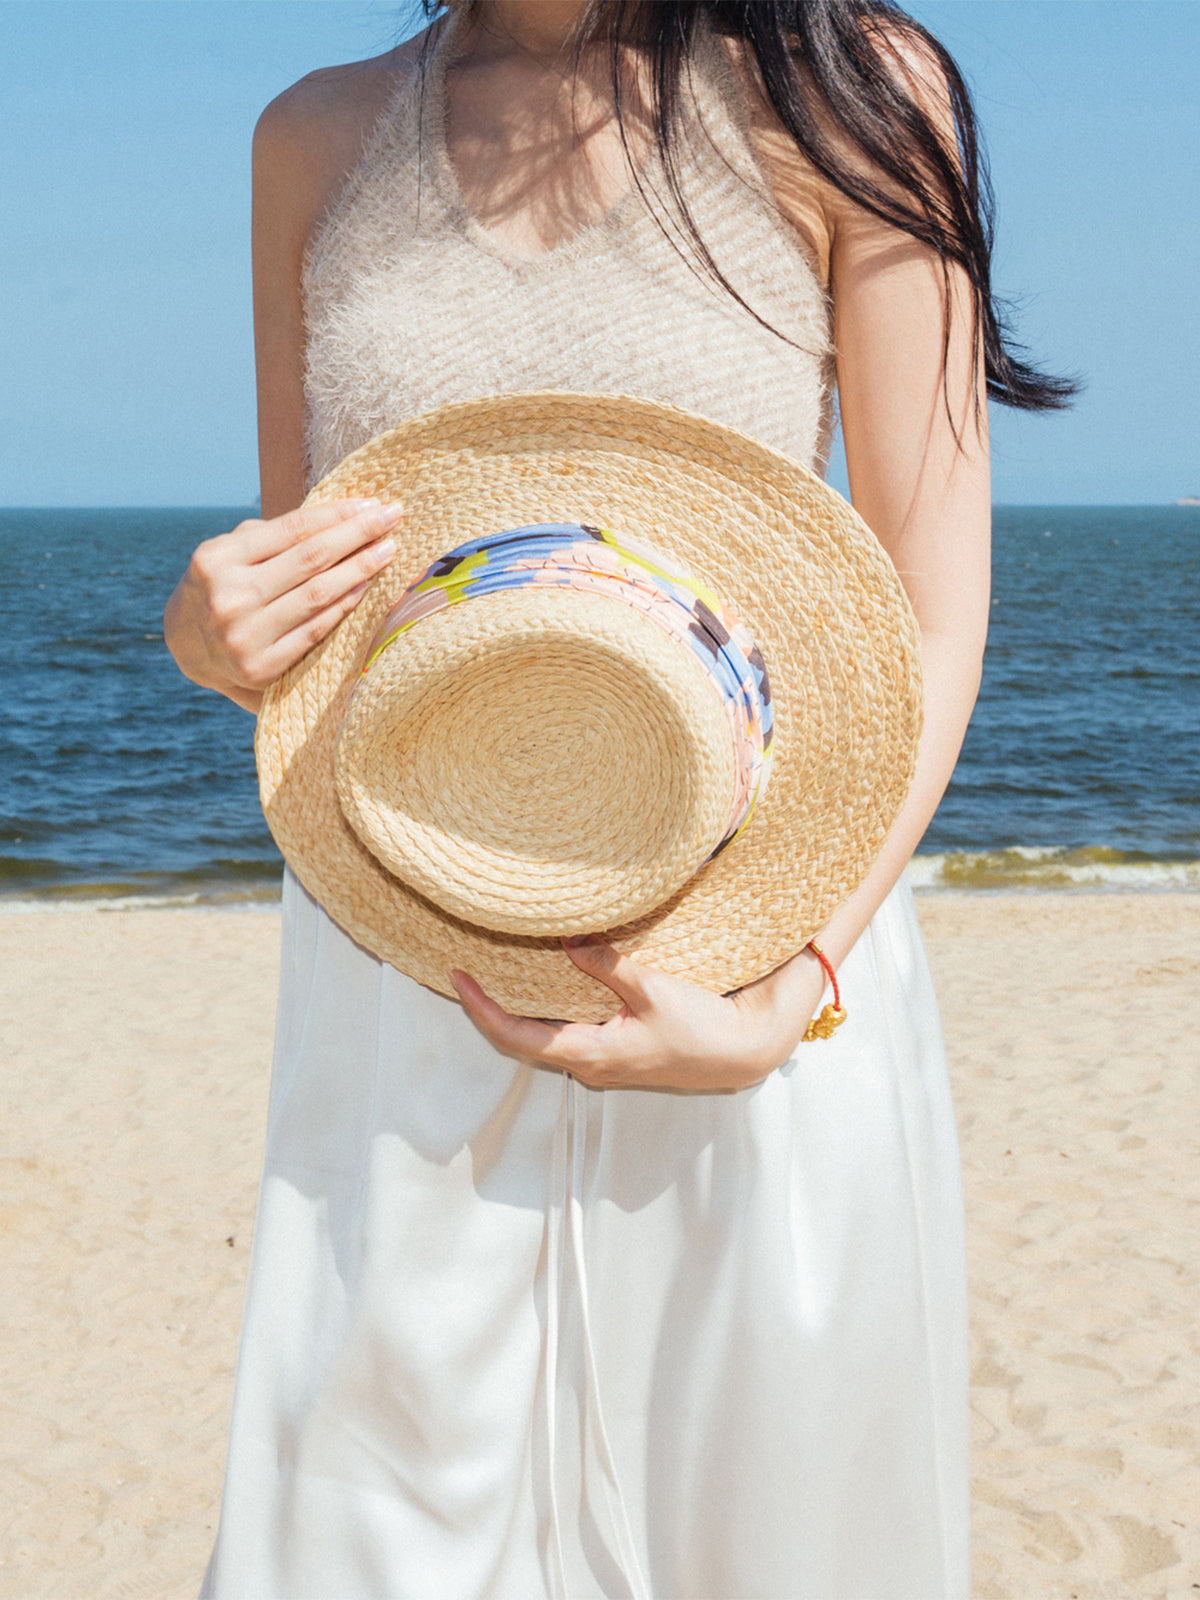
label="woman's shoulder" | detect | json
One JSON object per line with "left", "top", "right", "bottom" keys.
{"left": 709, "top": 22, "right": 959, "bottom": 294}
{"left": 257, "top": 37, "right": 423, "bottom": 152}
{"left": 252, "top": 31, "right": 429, "bottom": 250}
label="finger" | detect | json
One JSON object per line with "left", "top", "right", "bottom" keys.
{"left": 451, "top": 971, "right": 636, "bottom": 1079}
{"left": 262, "top": 503, "right": 405, "bottom": 600}
{"left": 251, "top": 578, "right": 380, "bottom": 686}
{"left": 561, "top": 935, "right": 656, "bottom": 1013}
{"left": 242, "top": 498, "right": 398, "bottom": 563}
{"left": 450, "top": 971, "right": 568, "bottom": 1061}
{"left": 260, "top": 529, "right": 400, "bottom": 635}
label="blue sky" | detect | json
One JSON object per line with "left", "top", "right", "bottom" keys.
{"left": 1, "top": 0, "right": 1195, "bottom": 506}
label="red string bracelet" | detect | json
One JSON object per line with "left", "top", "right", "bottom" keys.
{"left": 802, "top": 939, "right": 847, "bottom": 1043}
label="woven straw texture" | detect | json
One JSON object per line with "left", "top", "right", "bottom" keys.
{"left": 256, "top": 392, "right": 923, "bottom": 1022}
{"left": 336, "top": 586, "right": 737, "bottom": 936}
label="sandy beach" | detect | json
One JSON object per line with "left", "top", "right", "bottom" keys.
{"left": 1, "top": 893, "right": 1198, "bottom": 1600}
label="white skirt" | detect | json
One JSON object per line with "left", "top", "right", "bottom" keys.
{"left": 201, "top": 868, "right": 969, "bottom": 1600}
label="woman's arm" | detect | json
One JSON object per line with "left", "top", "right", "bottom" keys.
{"left": 779, "top": 31, "right": 991, "bottom": 970}
{"left": 162, "top": 60, "right": 408, "bottom": 711}
{"left": 798, "top": 219, "right": 990, "bottom": 973}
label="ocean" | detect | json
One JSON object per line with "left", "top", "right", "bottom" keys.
{"left": 1, "top": 504, "right": 1197, "bottom": 905}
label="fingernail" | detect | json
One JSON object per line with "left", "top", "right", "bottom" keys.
{"left": 351, "top": 496, "right": 381, "bottom": 509}
{"left": 376, "top": 537, "right": 397, "bottom": 559}
{"left": 563, "top": 933, "right": 594, "bottom": 948}
{"left": 380, "top": 501, "right": 404, "bottom": 522}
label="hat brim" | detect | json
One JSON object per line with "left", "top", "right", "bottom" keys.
{"left": 256, "top": 392, "right": 923, "bottom": 1022}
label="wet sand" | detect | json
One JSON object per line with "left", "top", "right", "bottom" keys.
{"left": 1, "top": 894, "right": 1197, "bottom": 1598}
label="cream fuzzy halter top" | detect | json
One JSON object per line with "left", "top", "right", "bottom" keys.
{"left": 302, "top": 12, "right": 835, "bottom": 490}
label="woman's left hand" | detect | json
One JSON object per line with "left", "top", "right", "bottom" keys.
{"left": 450, "top": 936, "right": 828, "bottom": 1091}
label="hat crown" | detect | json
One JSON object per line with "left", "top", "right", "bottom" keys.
{"left": 333, "top": 524, "right": 773, "bottom": 936}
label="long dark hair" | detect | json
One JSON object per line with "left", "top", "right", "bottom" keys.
{"left": 430, "top": 0, "right": 1075, "bottom": 414}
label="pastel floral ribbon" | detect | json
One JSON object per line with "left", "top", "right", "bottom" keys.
{"left": 358, "top": 523, "right": 774, "bottom": 858}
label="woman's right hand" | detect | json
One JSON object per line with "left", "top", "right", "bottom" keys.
{"left": 163, "top": 498, "right": 403, "bottom": 712}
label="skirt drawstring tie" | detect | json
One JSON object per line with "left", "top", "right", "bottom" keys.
{"left": 545, "top": 1074, "right": 652, "bottom": 1600}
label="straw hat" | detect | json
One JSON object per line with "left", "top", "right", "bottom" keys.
{"left": 256, "top": 392, "right": 923, "bottom": 1022}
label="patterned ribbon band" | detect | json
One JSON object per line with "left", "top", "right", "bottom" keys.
{"left": 358, "top": 524, "right": 774, "bottom": 858}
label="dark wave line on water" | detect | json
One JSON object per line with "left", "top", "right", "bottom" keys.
{"left": 908, "top": 845, "right": 1200, "bottom": 893}
{"left": 1, "top": 503, "right": 1198, "bottom": 903}
{"left": 0, "top": 854, "right": 281, "bottom": 890}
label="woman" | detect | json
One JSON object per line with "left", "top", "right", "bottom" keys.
{"left": 166, "top": 2, "right": 1066, "bottom": 1594}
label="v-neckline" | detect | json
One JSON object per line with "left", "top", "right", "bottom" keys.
{"left": 422, "top": 9, "right": 660, "bottom": 272}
